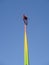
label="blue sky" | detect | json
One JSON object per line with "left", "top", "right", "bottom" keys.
{"left": 0, "top": 0, "right": 49, "bottom": 65}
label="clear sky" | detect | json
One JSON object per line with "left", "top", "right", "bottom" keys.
{"left": 0, "top": 0, "right": 49, "bottom": 65}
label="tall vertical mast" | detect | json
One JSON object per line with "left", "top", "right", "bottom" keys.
{"left": 23, "top": 15, "right": 29, "bottom": 65}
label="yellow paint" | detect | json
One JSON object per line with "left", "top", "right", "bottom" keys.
{"left": 24, "top": 31, "right": 29, "bottom": 65}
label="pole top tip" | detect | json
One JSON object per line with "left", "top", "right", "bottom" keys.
{"left": 23, "top": 14, "right": 28, "bottom": 25}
